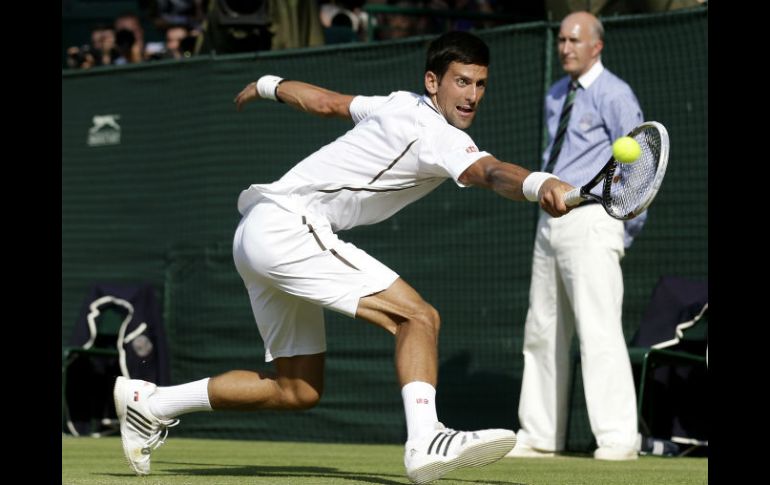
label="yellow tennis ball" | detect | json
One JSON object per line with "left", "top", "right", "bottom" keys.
{"left": 612, "top": 136, "right": 641, "bottom": 164}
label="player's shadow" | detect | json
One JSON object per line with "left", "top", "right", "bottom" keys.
{"left": 104, "top": 464, "right": 402, "bottom": 484}
{"left": 164, "top": 464, "right": 403, "bottom": 484}
{"left": 107, "top": 462, "right": 525, "bottom": 484}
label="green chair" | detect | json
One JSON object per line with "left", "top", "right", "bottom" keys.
{"left": 629, "top": 309, "right": 708, "bottom": 439}
{"left": 627, "top": 276, "right": 708, "bottom": 454}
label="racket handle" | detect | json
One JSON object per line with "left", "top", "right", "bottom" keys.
{"left": 563, "top": 188, "right": 584, "bottom": 207}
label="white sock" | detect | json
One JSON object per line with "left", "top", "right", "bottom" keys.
{"left": 402, "top": 381, "right": 438, "bottom": 443}
{"left": 148, "top": 378, "right": 212, "bottom": 419}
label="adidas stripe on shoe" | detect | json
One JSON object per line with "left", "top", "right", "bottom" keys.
{"left": 404, "top": 422, "right": 516, "bottom": 484}
{"left": 113, "top": 376, "right": 179, "bottom": 475}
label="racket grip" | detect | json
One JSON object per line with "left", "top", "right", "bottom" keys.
{"left": 563, "top": 188, "right": 584, "bottom": 207}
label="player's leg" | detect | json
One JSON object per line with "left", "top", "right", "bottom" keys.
{"left": 207, "top": 354, "right": 324, "bottom": 410}
{"left": 114, "top": 363, "right": 322, "bottom": 476}
{"left": 356, "top": 278, "right": 441, "bottom": 453}
{"left": 356, "top": 281, "right": 516, "bottom": 484}
{"left": 356, "top": 278, "right": 440, "bottom": 386}
{"left": 137, "top": 277, "right": 328, "bottom": 415}
{"left": 204, "top": 271, "right": 328, "bottom": 411}
{"left": 115, "top": 200, "right": 333, "bottom": 475}
{"left": 113, "top": 285, "right": 327, "bottom": 477}
{"left": 233, "top": 203, "right": 515, "bottom": 482}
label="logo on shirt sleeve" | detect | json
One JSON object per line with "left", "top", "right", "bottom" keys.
{"left": 465, "top": 146, "right": 478, "bottom": 153}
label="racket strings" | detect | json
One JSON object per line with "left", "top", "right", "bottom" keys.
{"left": 604, "top": 127, "right": 661, "bottom": 218}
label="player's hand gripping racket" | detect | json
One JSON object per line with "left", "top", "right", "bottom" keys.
{"left": 563, "top": 121, "right": 669, "bottom": 220}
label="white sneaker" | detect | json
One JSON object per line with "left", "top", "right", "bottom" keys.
{"left": 113, "top": 376, "right": 180, "bottom": 475}
{"left": 404, "top": 423, "right": 516, "bottom": 484}
{"left": 505, "top": 443, "right": 556, "bottom": 458}
{"left": 594, "top": 445, "right": 638, "bottom": 461}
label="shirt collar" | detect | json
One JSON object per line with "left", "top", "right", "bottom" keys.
{"left": 575, "top": 59, "right": 604, "bottom": 89}
{"left": 420, "top": 94, "right": 442, "bottom": 117}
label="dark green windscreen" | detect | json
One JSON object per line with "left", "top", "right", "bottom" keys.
{"left": 63, "top": 8, "right": 707, "bottom": 449}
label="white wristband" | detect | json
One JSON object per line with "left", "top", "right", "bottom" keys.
{"left": 522, "top": 172, "right": 559, "bottom": 202}
{"left": 256, "top": 75, "right": 285, "bottom": 102}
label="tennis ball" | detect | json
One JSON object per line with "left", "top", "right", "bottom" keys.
{"left": 612, "top": 136, "right": 641, "bottom": 164}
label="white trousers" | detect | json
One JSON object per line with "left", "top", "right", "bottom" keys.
{"left": 517, "top": 204, "right": 638, "bottom": 451}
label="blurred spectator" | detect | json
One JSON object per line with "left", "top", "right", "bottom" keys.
{"left": 144, "top": 24, "right": 199, "bottom": 61}
{"left": 204, "top": 0, "right": 272, "bottom": 53}
{"left": 92, "top": 25, "right": 118, "bottom": 65}
{"left": 447, "top": 0, "right": 495, "bottom": 31}
{"left": 269, "top": 0, "right": 325, "bottom": 50}
{"left": 164, "top": 25, "right": 193, "bottom": 59}
{"left": 320, "top": 0, "right": 368, "bottom": 43}
{"left": 152, "top": 0, "right": 206, "bottom": 32}
{"left": 418, "top": 0, "right": 495, "bottom": 34}
{"left": 376, "top": 0, "right": 424, "bottom": 40}
{"left": 65, "top": 24, "right": 118, "bottom": 69}
{"left": 369, "top": 0, "right": 521, "bottom": 41}
{"left": 66, "top": 45, "right": 96, "bottom": 69}
{"left": 113, "top": 13, "right": 147, "bottom": 64}
{"left": 114, "top": 28, "right": 138, "bottom": 64}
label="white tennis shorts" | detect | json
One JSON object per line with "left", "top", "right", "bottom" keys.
{"left": 232, "top": 197, "right": 399, "bottom": 362}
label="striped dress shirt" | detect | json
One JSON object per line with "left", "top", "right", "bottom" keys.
{"left": 543, "top": 61, "right": 646, "bottom": 247}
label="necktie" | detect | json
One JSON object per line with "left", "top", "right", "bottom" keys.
{"left": 544, "top": 80, "right": 579, "bottom": 173}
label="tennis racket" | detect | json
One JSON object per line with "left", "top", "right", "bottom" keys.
{"left": 563, "top": 121, "right": 669, "bottom": 220}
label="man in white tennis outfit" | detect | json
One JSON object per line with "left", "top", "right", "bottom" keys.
{"left": 113, "top": 31, "right": 574, "bottom": 484}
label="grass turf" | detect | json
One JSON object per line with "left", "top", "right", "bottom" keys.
{"left": 62, "top": 436, "right": 707, "bottom": 485}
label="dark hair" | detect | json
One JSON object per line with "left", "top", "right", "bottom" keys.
{"left": 425, "top": 31, "right": 490, "bottom": 80}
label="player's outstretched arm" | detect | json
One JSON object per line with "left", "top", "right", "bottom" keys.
{"left": 538, "top": 177, "right": 573, "bottom": 217}
{"left": 459, "top": 155, "right": 573, "bottom": 217}
{"left": 234, "top": 76, "right": 355, "bottom": 119}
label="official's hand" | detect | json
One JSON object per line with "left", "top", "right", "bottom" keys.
{"left": 234, "top": 82, "right": 259, "bottom": 111}
{"left": 539, "top": 178, "right": 574, "bottom": 217}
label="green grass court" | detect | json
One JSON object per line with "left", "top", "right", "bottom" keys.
{"left": 62, "top": 436, "right": 707, "bottom": 485}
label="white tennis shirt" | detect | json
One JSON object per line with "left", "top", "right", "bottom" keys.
{"left": 238, "top": 91, "right": 490, "bottom": 232}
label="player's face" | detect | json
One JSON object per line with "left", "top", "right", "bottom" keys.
{"left": 426, "top": 62, "right": 488, "bottom": 130}
{"left": 558, "top": 15, "right": 603, "bottom": 78}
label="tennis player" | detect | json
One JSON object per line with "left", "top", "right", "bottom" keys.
{"left": 114, "top": 30, "right": 573, "bottom": 484}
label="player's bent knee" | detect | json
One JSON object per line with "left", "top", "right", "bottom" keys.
{"left": 278, "top": 377, "right": 323, "bottom": 410}
{"left": 285, "top": 386, "right": 322, "bottom": 410}
{"left": 410, "top": 303, "right": 441, "bottom": 334}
